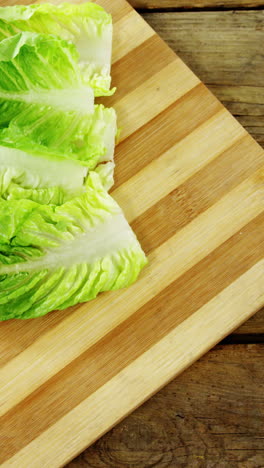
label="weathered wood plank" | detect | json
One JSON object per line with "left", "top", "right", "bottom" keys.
{"left": 131, "top": 0, "right": 264, "bottom": 9}
{"left": 236, "top": 308, "right": 264, "bottom": 334}
{"left": 142, "top": 11, "right": 264, "bottom": 147}
{"left": 67, "top": 344, "right": 264, "bottom": 467}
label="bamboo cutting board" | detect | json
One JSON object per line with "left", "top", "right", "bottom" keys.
{"left": 0, "top": 0, "right": 263, "bottom": 466}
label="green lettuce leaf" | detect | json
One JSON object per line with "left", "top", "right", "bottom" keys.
{"left": 0, "top": 145, "right": 88, "bottom": 205}
{"left": 0, "top": 32, "right": 95, "bottom": 113}
{"left": 0, "top": 102, "right": 117, "bottom": 168}
{"left": 0, "top": 146, "right": 116, "bottom": 205}
{"left": 0, "top": 32, "right": 116, "bottom": 203}
{"left": 0, "top": 172, "right": 147, "bottom": 320}
{"left": 94, "top": 161, "right": 115, "bottom": 192}
{"left": 0, "top": 3, "right": 113, "bottom": 96}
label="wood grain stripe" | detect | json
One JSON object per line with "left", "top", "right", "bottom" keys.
{"left": 95, "top": 0, "right": 132, "bottom": 24}
{"left": 112, "top": 9, "right": 155, "bottom": 64}
{"left": 113, "top": 60, "right": 200, "bottom": 140}
{"left": 113, "top": 84, "right": 223, "bottom": 188}
{"left": 0, "top": 133, "right": 261, "bottom": 368}
{"left": 0, "top": 168, "right": 262, "bottom": 421}
{"left": 132, "top": 134, "right": 264, "bottom": 254}
{"left": 113, "top": 109, "right": 246, "bottom": 222}
{"left": 0, "top": 213, "right": 263, "bottom": 464}
{"left": 103, "top": 34, "right": 176, "bottom": 106}
{"left": 0, "top": 305, "right": 80, "bottom": 369}
{"left": 3, "top": 258, "right": 264, "bottom": 468}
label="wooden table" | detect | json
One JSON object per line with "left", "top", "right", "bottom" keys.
{"left": 67, "top": 2, "right": 264, "bottom": 466}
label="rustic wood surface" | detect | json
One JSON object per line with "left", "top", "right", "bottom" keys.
{"left": 67, "top": 344, "right": 264, "bottom": 468}
{"left": 236, "top": 308, "right": 264, "bottom": 334}
{"left": 131, "top": 0, "right": 264, "bottom": 9}
{"left": 67, "top": 3, "right": 264, "bottom": 467}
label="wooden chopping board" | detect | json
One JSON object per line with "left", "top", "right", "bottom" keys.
{"left": 0, "top": 0, "right": 263, "bottom": 466}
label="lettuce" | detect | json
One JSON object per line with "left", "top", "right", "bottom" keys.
{"left": 0, "top": 147, "right": 115, "bottom": 205}
{"left": 0, "top": 173, "right": 147, "bottom": 320}
{"left": 0, "top": 33, "right": 117, "bottom": 202}
{"left": 0, "top": 4, "right": 147, "bottom": 321}
{"left": 0, "top": 3, "right": 113, "bottom": 96}
{"left": 0, "top": 32, "right": 95, "bottom": 113}
{"left": 0, "top": 103, "right": 116, "bottom": 202}
{"left": 0, "top": 103, "right": 117, "bottom": 168}
{"left": 0, "top": 145, "right": 88, "bottom": 205}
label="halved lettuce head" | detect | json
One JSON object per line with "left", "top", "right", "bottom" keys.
{"left": 0, "top": 3, "right": 113, "bottom": 96}
{"left": 0, "top": 172, "right": 147, "bottom": 320}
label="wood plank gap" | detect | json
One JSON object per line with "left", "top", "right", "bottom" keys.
{"left": 136, "top": 6, "right": 264, "bottom": 12}
{"left": 130, "top": 0, "right": 264, "bottom": 11}
{"left": 221, "top": 333, "right": 264, "bottom": 344}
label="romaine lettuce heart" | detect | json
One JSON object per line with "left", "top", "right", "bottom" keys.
{"left": 0, "top": 173, "right": 147, "bottom": 320}
{"left": 0, "top": 148, "right": 116, "bottom": 205}
{"left": 0, "top": 102, "right": 117, "bottom": 168}
{"left": 0, "top": 3, "right": 113, "bottom": 96}
{"left": 0, "top": 32, "right": 94, "bottom": 114}
{"left": 0, "top": 145, "right": 88, "bottom": 204}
